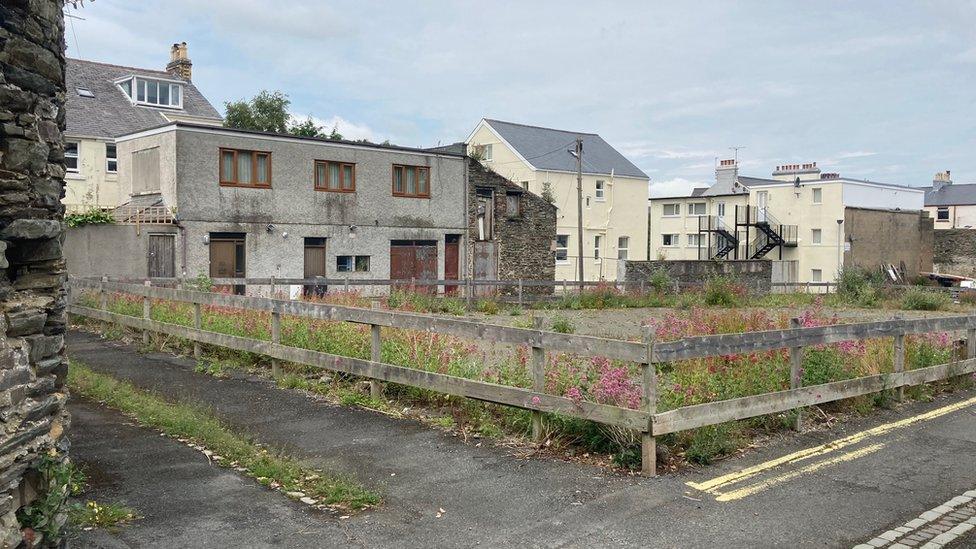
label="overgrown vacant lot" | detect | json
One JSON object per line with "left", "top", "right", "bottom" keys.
{"left": 72, "top": 274, "right": 971, "bottom": 471}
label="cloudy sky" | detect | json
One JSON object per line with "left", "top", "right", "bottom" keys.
{"left": 65, "top": 1, "right": 976, "bottom": 196}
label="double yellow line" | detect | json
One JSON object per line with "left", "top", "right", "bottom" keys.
{"left": 686, "top": 395, "right": 976, "bottom": 502}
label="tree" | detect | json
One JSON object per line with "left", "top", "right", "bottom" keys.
{"left": 224, "top": 90, "right": 291, "bottom": 133}
{"left": 290, "top": 116, "right": 325, "bottom": 138}
{"left": 327, "top": 124, "right": 343, "bottom": 140}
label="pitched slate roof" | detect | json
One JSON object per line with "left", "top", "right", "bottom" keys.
{"left": 922, "top": 184, "right": 976, "bottom": 206}
{"left": 481, "top": 119, "right": 648, "bottom": 179}
{"left": 66, "top": 58, "right": 221, "bottom": 138}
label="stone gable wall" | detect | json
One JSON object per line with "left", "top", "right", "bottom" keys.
{"left": 933, "top": 229, "right": 976, "bottom": 278}
{"left": 0, "top": 0, "right": 71, "bottom": 546}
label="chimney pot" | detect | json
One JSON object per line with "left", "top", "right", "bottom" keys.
{"left": 166, "top": 41, "right": 193, "bottom": 81}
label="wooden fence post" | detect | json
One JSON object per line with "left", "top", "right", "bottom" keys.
{"left": 270, "top": 305, "right": 281, "bottom": 378}
{"left": 967, "top": 320, "right": 976, "bottom": 361}
{"left": 344, "top": 276, "right": 350, "bottom": 294}
{"left": 270, "top": 276, "right": 276, "bottom": 299}
{"left": 517, "top": 279, "right": 524, "bottom": 308}
{"left": 789, "top": 317, "right": 804, "bottom": 430}
{"left": 530, "top": 316, "right": 545, "bottom": 443}
{"left": 369, "top": 302, "right": 383, "bottom": 401}
{"left": 641, "top": 325, "right": 658, "bottom": 477}
{"left": 893, "top": 329, "right": 905, "bottom": 402}
{"left": 466, "top": 277, "right": 473, "bottom": 308}
{"left": 142, "top": 280, "right": 151, "bottom": 346}
{"left": 99, "top": 275, "right": 108, "bottom": 311}
{"left": 192, "top": 301, "right": 202, "bottom": 361}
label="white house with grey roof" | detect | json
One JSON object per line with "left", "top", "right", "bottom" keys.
{"left": 465, "top": 118, "right": 649, "bottom": 282}
{"left": 649, "top": 160, "right": 931, "bottom": 284}
{"left": 921, "top": 171, "right": 976, "bottom": 229}
{"left": 64, "top": 42, "right": 221, "bottom": 211}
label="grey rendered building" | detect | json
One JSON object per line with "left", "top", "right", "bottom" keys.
{"left": 112, "top": 122, "right": 468, "bottom": 294}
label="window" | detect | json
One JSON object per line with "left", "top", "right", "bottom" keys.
{"left": 505, "top": 192, "right": 521, "bottom": 217}
{"left": 118, "top": 77, "right": 183, "bottom": 108}
{"left": 687, "top": 234, "right": 702, "bottom": 247}
{"left": 521, "top": 181, "right": 529, "bottom": 191}
{"left": 617, "top": 236, "right": 629, "bottom": 260}
{"left": 314, "top": 160, "right": 355, "bottom": 192}
{"left": 595, "top": 180, "right": 606, "bottom": 200}
{"left": 75, "top": 87, "right": 94, "bottom": 98}
{"left": 812, "top": 188, "right": 823, "bottom": 204}
{"left": 555, "top": 235, "right": 569, "bottom": 263}
{"left": 717, "top": 202, "right": 726, "bottom": 217}
{"left": 105, "top": 143, "right": 117, "bottom": 173}
{"left": 662, "top": 203, "right": 680, "bottom": 216}
{"left": 594, "top": 235, "right": 602, "bottom": 262}
{"left": 219, "top": 148, "right": 271, "bottom": 188}
{"left": 393, "top": 164, "right": 430, "bottom": 198}
{"left": 937, "top": 207, "right": 950, "bottom": 221}
{"left": 337, "top": 255, "right": 370, "bottom": 272}
{"left": 662, "top": 234, "right": 679, "bottom": 247}
{"left": 65, "top": 141, "right": 79, "bottom": 173}
{"left": 811, "top": 229, "right": 822, "bottom": 245}
{"left": 473, "top": 143, "right": 492, "bottom": 161}
{"left": 689, "top": 202, "right": 706, "bottom": 216}
{"left": 811, "top": 269, "right": 823, "bottom": 282}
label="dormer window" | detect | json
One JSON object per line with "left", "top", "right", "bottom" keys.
{"left": 116, "top": 76, "right": 183, "bottom": 109}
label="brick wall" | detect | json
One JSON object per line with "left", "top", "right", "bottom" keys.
{"left": 0, "top": 0, "right": 71, "bottom": 546}
{"left": 844, "top": 207, "right": 934, "bottom": 278}
{"left": 623, "top": 259, "right": 773, "bottom": 292}
{"left": 933, "top": 229, "right": 976, "bottom": 277}
{"left": 466, "top": 159, "right": 556, "bottom": 294}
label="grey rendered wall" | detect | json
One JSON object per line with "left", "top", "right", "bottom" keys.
{"left": 65, "top": 224, "right": 180, "bottom": 279}
{"left": 117, "top": 130, "right": 177, "bottom": 207}
{"left": 174, "top": 128, "right": 466, "bottom": 230}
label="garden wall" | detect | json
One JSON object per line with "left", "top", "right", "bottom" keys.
{"left": 0, "top": 0, "right": 71, "bottom": 546}
{"left": 65, "top": 224, "right": 179, "bottom": 279}
{"left": 933, "top": 229, "right": 976, "bottom": 278}
{"left": 622, "top": 259, "right": 772, "bottom": 292}
{"left": 844, "top": 207, "right": 934, "bottom": 278}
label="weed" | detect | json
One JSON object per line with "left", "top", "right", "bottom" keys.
{"left": 683, "top": 423, "right": 744, "bottom": 465}
{"left": 509, "top": 306, "right": 524, "bottom": 316}
{"left": 836, "top": 267, "right": 883, "bottom": 306}
{"left": 703, "top": 276, "right": 744, "bottom": 307}
{"left": 648, "top": 268, "right": 673, "bottom": 294}
{"left": 550, "top": 315, "right": 575, "bottom": 334}
{"left": 16, "top": 454, "right": 86, "bottom": 543}
{"left": 900, "top": 288, "right": 950, "bottom": 311}
{"left": 68, "top": 501, "right": 139, "bottom": 531}
{"left": 476, "top": 299, "right": 500, "bottom": 315}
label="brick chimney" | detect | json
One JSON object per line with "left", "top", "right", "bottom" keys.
{"left": 932, "top": 170, "right": 952, "bottom": 192}
{"left": 715, "top": 158, "right": 739, "bottom": 192}
{"left": 772, "top": 162, "right": 821, "bottom": 182}
{"left": 166, "top": 41, "right": 192, "bottom": 81}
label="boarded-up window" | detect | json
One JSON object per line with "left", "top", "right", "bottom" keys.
{"left": 132, "top": 147, "right": 160, "bottom": 194}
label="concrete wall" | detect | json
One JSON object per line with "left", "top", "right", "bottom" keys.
{"left": 468, "top": 123, "right": 649, "bottom": 282}
{"left": 841, "top": 181, "right": 925, "bottom": 211}
{"left": 65, "top": 224, "right": 179, "bottom": 279}
{"left": 843, "top": 207, "right": 934, "bottom": 278}
{"left": 0, "top": 1, "right": 71, "bottom": 545}
{"left": 623, "top": 259, "right": 772, "bottom": 292}
{"left": 466, "top": 159, "right": 556, "bottom": 293}
{"left": 933, "top": 229, "right": 976, "bottom": 277}
{"left": 116, "top": 128, "right": 178, "bottom": 208}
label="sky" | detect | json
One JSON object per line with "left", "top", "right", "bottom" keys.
{"left": 65, "top": 1, "right": 976, "bottom": 197}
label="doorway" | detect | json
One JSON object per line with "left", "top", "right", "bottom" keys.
{"left": 303, "top": 237, "right": 327, "bottom": 298}
{"left": 209, "top": 233, "right": 245, "bottom": 295}
{"left": 444, "top": 234, "right": 460, "bottom": 294}
{"left": 147, "top": 234, "right": 175, "bottom": 278}
{"left": 390, "top": 240, "right": 438, "bottom": 293}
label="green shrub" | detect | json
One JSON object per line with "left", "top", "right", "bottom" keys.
{"left": 836, "top": 267, "right": 883, "bottom": 306}
{"left": 550, "top": 315, "right": 575, "bottom": 334}
{"left": 900, "top": 288, "right": 950, "bottom": 311}
{"left": 648, "top": 268, "right": 673, "bottom": 293}
{"left": 684, "top": 423, "right": 744, "bottom": 465}
{"left": 476, "top": 299, "right": 500, "bottom": 315}
{"left": 959, "top": 290, "right": 976, "bottom": 306}
{"left": 65, "top": 207, "right": 114, "bottom": 228}
{"left": 703, "top": 276, "right": 743, "bottom": 306}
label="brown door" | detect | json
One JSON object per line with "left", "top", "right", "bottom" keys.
{"left": 147, "top": 234, "right": 175, "bottom": 278}
{"left": 210, "top": 233, "right": 245, "bottom": 295}
{"left": 303, "top": 238, "right": 327, "bottom": 297}
{"left": 473, "top": 241, "right": 498, "bottom": 297}
{"left": 444, "top": 235, "right": 460, "bottom": 294}
{"left": 390, "top": 240, "right": 438, "bottom": 294}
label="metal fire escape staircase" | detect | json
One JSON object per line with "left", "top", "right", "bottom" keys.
{"left": 698, "top": 215, "right": 738, "bottom": 259}
{"left": 735, "top": 205, "right": 798, "bottom": 260}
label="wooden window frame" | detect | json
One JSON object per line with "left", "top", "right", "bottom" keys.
{"left": 392, "top": 164, "right": 431, "bottom": 198}
{"left": 314, "top": 160, "right": 356, "bottom": 193}
{"left": 219, "top": 147, "right": 272, "bottom": 188}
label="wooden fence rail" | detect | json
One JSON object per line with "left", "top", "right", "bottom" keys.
{"left": 66, "top": 279, "right": 975, "bottom": 477}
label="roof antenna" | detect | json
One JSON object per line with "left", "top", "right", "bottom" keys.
{"left": 729, "top": 145, "right": 745, "bottom": 163}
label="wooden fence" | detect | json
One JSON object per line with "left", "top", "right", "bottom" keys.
{"left": 66, "top": 278, "right": 976, "bottom": 476}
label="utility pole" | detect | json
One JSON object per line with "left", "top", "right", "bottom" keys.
{"left": 575, "top": 136, "right": 584, "bottom": 290}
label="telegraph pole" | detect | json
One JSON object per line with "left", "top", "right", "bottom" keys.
{"left": 575, "top": 136, "right": 584, "bottom": 290}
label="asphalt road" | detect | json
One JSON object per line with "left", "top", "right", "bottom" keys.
{"left": 67, "top": 330, "right": 976, "bottom": 548}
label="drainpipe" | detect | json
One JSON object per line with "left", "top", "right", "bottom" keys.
{"left": 174, "top": 217, "right": 187, "bottom": 277}
{"left": 462, "top": 150, "right": 470, "bottom": 280}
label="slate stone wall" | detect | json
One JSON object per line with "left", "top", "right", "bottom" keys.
{"left": 623, "top": 259, "right": 772, "bottom": 292}
{"left": 933, "top": 229, "right": 976, "bottom": 277}
{"left": 466, "top": 159, "right": 556, "bottom": 294}
{"left": 0, "top": 0, "right": 71, "bottom": 546}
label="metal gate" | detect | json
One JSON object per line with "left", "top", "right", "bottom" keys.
{"left": 473, "top": 241, "right": 498, "bottom": 297}
{"left": 147, "top": 234, "right": 175, "bottom": 278}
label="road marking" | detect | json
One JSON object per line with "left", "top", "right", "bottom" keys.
{"left": 687, "top": 395, "right": 976, "bottom": 498}
{"left": 714, "top": 443, "right": 885, "bottom": 502}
